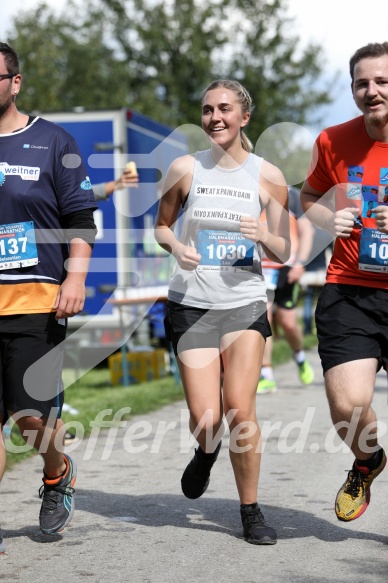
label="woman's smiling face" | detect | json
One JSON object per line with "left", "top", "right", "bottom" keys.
{"left": 201, "top": 88, "right": 250, "bottom": 150}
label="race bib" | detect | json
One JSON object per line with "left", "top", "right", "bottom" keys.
{"left": 197, "top": 230, "right": 254, "bottom": 272}
{"left": 262, "top": 267, "right": 280, "bottom": 290}
{"left": 0, "top": 221, "right": 39, "bottom": 270}
{"left": 358, "top": 227, "right": 388, "bottom": 272}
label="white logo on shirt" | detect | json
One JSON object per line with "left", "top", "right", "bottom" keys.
{"left": 0, "top": 162, "right": 40, "bottom": 181}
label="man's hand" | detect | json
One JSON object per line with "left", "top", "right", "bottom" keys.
{"left": 332, "top": 207, "right": 360, "bottom": 238}
{"left": 55, "top": 237, "right": 92, "bottom": 318}
{"left": 287, "top": 263, "right": 305, "bottom": 283}
{"left": 53, "top": 277, "right": 86, "bottom": 319}
{"left": 116, "top": 163, "right": 139, "bottom": 189}
{"left": 372, "top": 205, "right": 388, "bottom": 233}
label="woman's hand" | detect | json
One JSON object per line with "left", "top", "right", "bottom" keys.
{"left": 240, "top": 216, "right": 268, "bottom": 243}
{"left": 173, "top": 243, "right": 201, "bottom": 270}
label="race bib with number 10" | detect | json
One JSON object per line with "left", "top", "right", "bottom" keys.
{"left": 358, "top": 227, "right": 388, "bottom": 273}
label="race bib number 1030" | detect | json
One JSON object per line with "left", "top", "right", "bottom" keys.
{"left": 197, "top": 230, "right": 254, "bottom": 272}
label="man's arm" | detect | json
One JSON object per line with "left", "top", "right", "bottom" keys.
{"left": 53, "top": 238, "right": 93, "bottom": 319}
{"left": 300, "top": 180, "right": 359, "bottom": 239}
{"left": 56, "top": 209, "right": 97, "bottom": 319}
{"left": 93, "top": 165, "right": 139, "bottom": 201}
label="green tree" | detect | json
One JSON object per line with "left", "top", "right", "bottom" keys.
{"left": 6, "top": 0, "right": 334, "bottom": 143}
{"left": 101, "top": 0, "right": 333, "bottom": 139}
{"left": 101, "top": 0, "right": 227, "bottom": 126}
{"left": 6, "top": 1, "right": 132, "bottom": 113}
{"left": 223, "top": 0, "right": 332, "bottom": 145}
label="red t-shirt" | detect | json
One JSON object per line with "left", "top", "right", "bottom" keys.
{"left": 307, "top": 116, "right": 388, "bottom": 289}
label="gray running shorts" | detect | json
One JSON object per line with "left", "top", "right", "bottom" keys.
{"left": 165, "top": 300, "right": 271, "bottom": 356}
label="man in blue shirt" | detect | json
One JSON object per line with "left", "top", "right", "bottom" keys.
{"left": 0, "top": 42, "right": 97, "bottom": 548}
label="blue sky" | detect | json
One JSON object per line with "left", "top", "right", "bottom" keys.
{"left": 2, "top": 0, "right": 387, "bottom": 136}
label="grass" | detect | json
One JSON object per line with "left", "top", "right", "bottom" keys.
{"left": 61, "top": 369, "right": 185, "bottom": 432}
{"left": 4, "top": 330, "right": 318, "bottom": 470}
{"left": 4, "top": 370, "right": 184, "bottom": 470}
{"left": 272, "top": 331, "right": 318, "bottom": 367}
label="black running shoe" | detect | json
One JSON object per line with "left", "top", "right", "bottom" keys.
{"left": 0, "top": 528, "right": 5, "bottom": 554}
{"left": 240, "top": 503, "right": 277, "bottom": 545}
{"left": 39, "top": 454, "right": 77, "bottom": 535}
{"left": 181, "top": 441, "right": 221, "bottom": 499}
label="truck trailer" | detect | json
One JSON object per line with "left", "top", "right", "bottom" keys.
{"left": 43, "top": 108, "right": 188, "bottom": 377}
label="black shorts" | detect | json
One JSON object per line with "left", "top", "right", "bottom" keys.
{"left": 273, "top": 266, "right": 300, "bottom": 310}
{"left": 165, "top": 300, "right": 271, "bottom": 355}
{"left": 0, "top": 313, "right": 67, "bottom": 421}
{"left": 315, "top": 283, "right": 388, "bottom": 373}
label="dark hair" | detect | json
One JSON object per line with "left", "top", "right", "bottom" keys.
{"left": 349, "top": 42, "right": 388, "bottom": 82}
{"left": 0, "top": 42, "right": 19, "bottom": 75}
{"left": 202, "top": 79, "right": 254, "bottom": 152}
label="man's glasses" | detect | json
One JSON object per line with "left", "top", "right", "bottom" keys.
{"left": 0, "top": 73, "right": 16, "bottom": 82}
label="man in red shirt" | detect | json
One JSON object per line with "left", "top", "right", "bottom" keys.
{"left": 301, "top": 42, "right": 388, "bottom": 522}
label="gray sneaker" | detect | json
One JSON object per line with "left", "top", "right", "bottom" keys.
{"left": 0, "top": 528, "right": 5, "bottom": 553}
{"left": 39, "top": 454, "right": 77, "bottom": 534}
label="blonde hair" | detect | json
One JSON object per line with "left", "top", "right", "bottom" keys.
{"left": 202, "top": 79, "right": 254, "bottom": 152}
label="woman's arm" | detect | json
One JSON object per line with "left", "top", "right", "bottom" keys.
{"left": 240, "top": 160, "right": 290, "bottom": 263}
{"left": 154, "top": 155, "right": 201, "bottom": 270}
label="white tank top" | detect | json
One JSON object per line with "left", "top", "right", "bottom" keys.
{"left": 168, "top": 150, "right": 267, "bottom": 309}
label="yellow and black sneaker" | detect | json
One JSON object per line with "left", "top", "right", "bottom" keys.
{"left": 335, "top": 448, "right": 386, "bottom": 521}
{"left": 256, "top": 377, "right": 277, "bottom": 395}
{"left": 297, "top": 360, "right": 314, "bottom": 385}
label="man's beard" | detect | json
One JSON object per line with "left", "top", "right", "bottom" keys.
{"left": 0, "top": 95, "right": 13, "bottom": 118}
{"left": 365, "top": 109, "right": 388, "bottom": 128}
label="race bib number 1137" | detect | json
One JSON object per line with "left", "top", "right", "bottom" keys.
{"left": 0, "top": 221, "right": 39, "bottom": 270}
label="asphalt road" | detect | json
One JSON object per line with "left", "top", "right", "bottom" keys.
{"left": 1, "top": 348, "right": 388, "bottom": 583}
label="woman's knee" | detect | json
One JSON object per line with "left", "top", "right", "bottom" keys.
{"left": 224, "top": 404, "right": 257, "bottom": 431}
{"left": 189, "top": 409, "right": 223, "bottom": 435}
